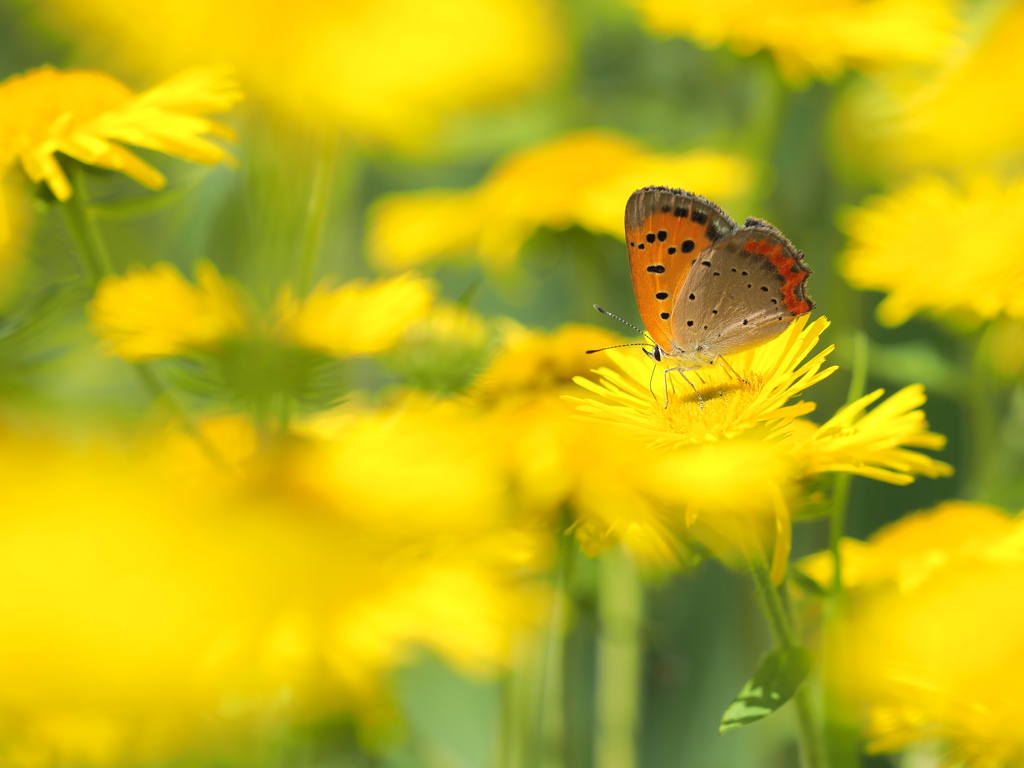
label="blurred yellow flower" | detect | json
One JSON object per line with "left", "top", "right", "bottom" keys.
{"left": 90, "top": 263, "right": 248, "bottom": 361}
{"left": 0, "top": 65, "right": 240, "bottom": 241}
{"left": 571, "top": 315, "right": 836, "bottom": 445}
{"left": 630, "top": 0, "right": 959, "bottom": 83}
{"left": 569, "top": 436, "right": 799, "bottom": 581}
{"left": 38, "top": 0, "right": 562, "bottom": 147}
{"left": 842, "top": 176, "right": 1024, "bottom": 325}
{"left": 845, "top": 2, "right": 1024, "bottom": 172}
{"left": 471, "top": 321, "right": 626, "bottom": 403}
{"left": 791, "top": 384, "right": 953, "bottom": 484}
{"left": 798, "top": 500, "right": 1012, "bottom": 592}
{"left": 368, "top": 131, "right": 752, "bottom": 269}
{"left": 278, "top": 272, "right": 435, "bottom": 358}
{"left": 0, "top": 407, "right": 547, "bottom": 765}
{"left": 824, "top": 502, "right": 1024, "bottom": 765}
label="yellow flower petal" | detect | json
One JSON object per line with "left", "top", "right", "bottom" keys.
{"left": 37, "top": 0, "right": 562, "bottom": 147}
{"left": 631, "top": 0, "right": 959, "bottom": 83}
{"left": 570, "top": 315, "right": 836, "bottom": 445}
{"left": 369, "top": 130, "right": 752, "bottom": 269}
{"left": 843, "top": 176, "right": 1024, "bottom": 325}
{"left": 791, "top": 384, "right": 953, "bottom": 484}
{"left": 277, "top": 272, "right": 435, "bottom": 358}
{"left": 0, "top": 66, "right": 241, "bottom": 220}
{"left": 846, "top": 2, "right": 1024, "bottom": 172}
{"left": 798, "top": 501, "right": 1013, "bottom": 592}
{"left": 90, "top": 263, "right": 248, "bottom": 361}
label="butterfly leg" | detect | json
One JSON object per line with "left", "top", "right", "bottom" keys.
{"left": 715, "top": 355, "right": 749, "bottom": 386}
{"left": 663, "top": 366, "right": 704, "bottom": 410}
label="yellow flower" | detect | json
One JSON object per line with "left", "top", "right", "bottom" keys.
{"left": 791, "top": 384, "right": 953, "bottom": 484}
{"left": 471, "top": 321, "right": 627, "bottom": 403}
{"left": 0, "top": 66, "right": 240, "bottom": 239}
{"left": 798, "top": 500, "right": 1013, "bottom": 592}
{"left": 569, "top": 317, "right": 951, "bottom": 578}
{"left": 842, "top": 176, "right": 1024, "bottom": 325}
{"left": 630, "top": 0, "right": 959, "bottom": 83}
{"left": 570, "top": 315, "right": 836, "bottom": 445}
{"left": 823, "top": 503, "right": 1024, "bottom": 765}
{"left": 277, "top": 272, "right": 435, "bottom": 358}
{"left": 843, "top": 2, "right": 1024, "bottom": 172}
{"left": 0, "top": 406, "right": 547, "bottom": 765}
{"left": 368, "top": 130, "right": 752, "bottom": 269}
{"left": 90, "top": 263, "right": 248, "bottom": 361}
{"left": 37, "top": 0, "right": 562, "bottom": 148}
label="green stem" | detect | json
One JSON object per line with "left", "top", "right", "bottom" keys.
{"left": 820, "top": 333, "right": 868, "bottom": 768}
{"left": 749, "top": 557, "right": 826, "bottom": 768}
{"left": 59, "top": 164, "right": 115, "bottom": 284}
{"left": 534, "top": 532, "right": 571, "bottom": 768}
{"left": 596, "top": 546, "right": 643, "bottom": 768}
{"left": 965, "top": 324, "right": 998, "bottom": 502}
{"left": 297, "top": 130, "right": 341, "bottom": 296}
{"left": 829, "top": 331, "right": 869, "bottom": 592}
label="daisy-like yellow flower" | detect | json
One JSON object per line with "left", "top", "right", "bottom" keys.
{"left": 570, "top": 316, "right": 951, "bottom": 577}
{"left": 791, "top": 384, "right": 953, "bottom": 484}
{"left": 571, "top": 315, "right": 836, "bottom": 445}
{"left": 90, "top": 263, "right": 248, "bottom": 361}
{"left": 630, "top": 0, "right": 959, "bottom": 83}
{"left": 0, "top": 65, "right": 241, "bottom": 240}
{"left": 813, "top": 501, "right": 1024, "bottom": 765}
{"left": 798, "top": 500, "right": 1013, "bottom": 592}
{"left": 38, "top": 0, "right": 562, "bottom": 148}
{"left": 843, "top": 2, "right": 1024, "bottom": 173}
{"left": 368, "top": 130, "right": 751, "bottom": 270}
{"left": 842, "top": 176, "right": 1024, "bottom": 325}
{"left": 277, "top": 272, "right": 435, "bottom": 358}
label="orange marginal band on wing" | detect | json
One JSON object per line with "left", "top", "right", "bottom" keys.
{"left": 742, "top": 237, "right": 813, "bottom": 315}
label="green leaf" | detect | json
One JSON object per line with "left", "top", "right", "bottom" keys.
{"left": 719, "top": 647, "right": 814, "bottom": 734}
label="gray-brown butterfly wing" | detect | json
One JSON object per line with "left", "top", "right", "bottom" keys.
{"left": 669, "top": 221, "right": 814, "bottom": 360}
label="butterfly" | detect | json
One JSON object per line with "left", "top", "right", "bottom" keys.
{"left": 591, "top": 186, "right": 814, "bottom": 407}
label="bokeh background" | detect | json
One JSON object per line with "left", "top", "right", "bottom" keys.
{"left": 1, "top": 0, "right": 1022, "bottom": 767}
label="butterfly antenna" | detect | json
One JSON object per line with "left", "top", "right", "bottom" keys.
{"left": 592, "top": 305, "right": 652, "bottom": 341}
{"left": 586, "top": 342, "right": 652, "bottom": 354}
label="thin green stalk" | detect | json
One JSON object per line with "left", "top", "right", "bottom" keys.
{"left": 749, "top": 557, "right": 826, "bottom": 768}
{"left": 965, "top": 324, "right": 998, "bottom": 502}
{"left": 296, "top": 130, "right": 341, "bottom": 296}
{"left": 596, "top": 546, "right": 643, "bottom": 768}
{"left": 829, "top": 331, "right": 869, "bottom": 591}
{"left": 59, "top": 164, "right": 115, "bottom": 285}
{"left": 534, "top": 532, "right": 572, "bottom": 768}
{"left": 821, "top": 333, "right": 869, "bottom": 768}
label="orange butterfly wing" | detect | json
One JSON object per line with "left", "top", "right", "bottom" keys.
{"left": 624, "top": 187, "right": 738, "bottom": 351}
